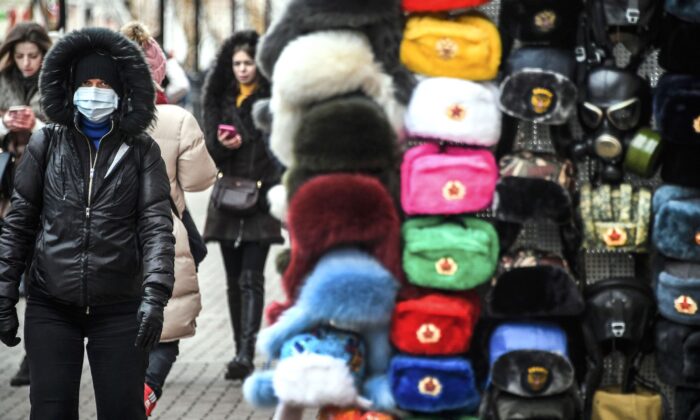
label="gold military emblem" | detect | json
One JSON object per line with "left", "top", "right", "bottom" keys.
{"left": 443, "top": 180, "right": 466, "bottom": 201}
{"left": 446, "top": 104, "right": 467, "bottom": 121}
{"left": 602, "top": 227, "right": 628, "bottom": 247}
{"left": 526, "top": 366, "right": 550, "bottom": 392}
{"left": 531, "top": 88, "right": 554, "bottom": 114}
{"left": 435, "top": 257, "right": 458, "bottom": 276}
{"left": 695, "top": 231, "right": 700, "bottom": 246}
{"left": 416, "top": 323, "right": 441, "bottom": 344}
{"left": 436, "top": 37, "right": 458, "bottom": 60}
{"left": 694, "top": 116, "right": 700, "bottom": 134}
{"left": 418, "top": 376, "right": 442, "bottom": 397}
{"left": 675, "top": 295, "right": 699, "bottom": 315}
{"left": 534, "top": 10, "right": 557, "bottom": 32}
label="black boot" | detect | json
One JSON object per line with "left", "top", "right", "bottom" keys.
{"left": 225, "top": 270, "right": 264, "bottom": 381}
{"left": 10, "top": 355, "right": 30, "bottom": 387}
{"left": 226, "top": 282, "right": 242, "bottom": 354}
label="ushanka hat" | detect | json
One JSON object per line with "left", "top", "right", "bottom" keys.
{"left": 657, "top": 261, "right": 700, "bottom": 325}
{"left": 390, "top": 292, "right": 481, "bottom": 356}
{"left": 389, "top": 355, "right": 480, "bottom": 413}
{"left": 652, "top": 185, "right": 700, "bottom": 261}
{"left": 665, "top": 0, "right": 700, "bottom": 23}
{"left": 655, "top": 318, "right": 700, "bottom": 387}
{"left": 404, "top": 78, "right": 502, "bottom": 146}
{"left": 267, "top": 30, "right": 405, "bottom": 167}
{"left": 402, "top": 216, "right": 499, "bottom": 291}
{"left": 499, "top": 0, "right": 583, "bottom": 47}
{"left": 660, "top": 142, "right": 700, "bottom": 189}
{"left": 267, "top": 174, "right": 401, "bottom": 324}
{"left": 658, "top": 14, "right": 700, "bottom": 75}
{"left": 488, "top": 321, "right": 569, "bottom": 368}
{"left": 654, "top": 73, "right": 700, "bottom": 145}
{"left": 401, "top": 143, "right": 498, "bottom": 216}
{"left": 402, "top": 0, "right": 489, "bottom": 12}
{"left": 400, "top": 13, "right": 501, "bottom": 81}
{"left": 499, "top": 47, "right": 578, "bottom": 125}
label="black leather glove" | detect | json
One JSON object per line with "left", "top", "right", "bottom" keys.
{"left": 134, "top": 286, "right": 169, "bottom": 351}
{"left": 0, "top": 297, "right": 20, "bottom": 347}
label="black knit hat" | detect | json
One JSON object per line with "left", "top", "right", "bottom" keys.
{"left": 72, "top": 51, "right": 123, "bottom": 97}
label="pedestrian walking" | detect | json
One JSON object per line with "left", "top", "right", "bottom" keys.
{"left": 0, "top": 21, "right": 52, "bottom": 388}
{"left": 201, "top": 30, "right": 283, "bottom": 381}
{"left": 122, "top": 21, "right": 218, "bottom": 416}
{"left": 0, "top": 27, "right": 175, "bottom": 420}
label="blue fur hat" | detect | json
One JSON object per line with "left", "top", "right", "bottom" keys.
{"left": 666, "top": 0, "right": 700, "bottom": 23}
{"left": 652, "top": 185, "right": 700, "bottom": 262}
{"left": 489, "top": 322, "right": 569, "bottom": 368}
{"left": 389, "top": 355, "right": 480, "bottom": 413}
{"left": 657, "top": 261, "right": 700, "bottom": 325}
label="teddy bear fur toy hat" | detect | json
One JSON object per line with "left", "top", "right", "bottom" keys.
{"left": 264, "top": 30, "right": 405, "bottom": 168}
{"left": 247, "top": 248, "right": 400, "bottom": 411}
{"left": 266, "top": 174, "right": 402, "bottom": 325}
{"left": 256, "top": 0, "right": 415, "bottom": 105}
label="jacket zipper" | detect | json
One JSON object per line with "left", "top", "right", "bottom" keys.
{"left": 74, "top": 120, "right": 115, "bottom": 313}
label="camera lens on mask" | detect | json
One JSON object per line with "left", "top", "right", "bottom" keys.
{"left": 594, "top": 134, "right": 624, "bottom": 161}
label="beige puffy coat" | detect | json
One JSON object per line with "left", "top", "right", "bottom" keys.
{"left": 149, "top": 104, "right": 217, "bottom": 342}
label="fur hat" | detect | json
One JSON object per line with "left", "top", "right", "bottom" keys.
{"left": 657, "top": 262, "right": 700, "bottom": 325}
{"left": 654, "top": 73, "right": 700, "bottom": 145}
{"left": 267, "top": 30, "right": 405, "bottom": 167}
{"left": 491, "top": 350, "right": 575, "bottom": 398}
{"left": 404, "top": 78, "right": 502, "bottom": 146}
{"left": 652, "top": 184, "right": 700, "bottom": 261}
{"left": 402, "top": 217, "right": 499, "bottom": 291}
{"left": 660, "top": 142, "right": 700, "bottom": 189}
{"left": 400, "top": 14, "right": 501, "bottom": 81}
{"left": 268, "top": 174, "right": 402, "bottom": 324}
{"left": 489, "top": 321, "right": 569, "bottom": 368}
{"left": 389, "top": 355, "right": 480, "bottom": 413}
{"left": 499, "top": 0, "right": 583, "bottom": 47}
{"left": 257, "top": 0, "right": 415, "bottom": 104}
{"left": 120, "top": 21, "right": 167, "bottom": 87}
{"left": 658, "top": 14, "right": 700, "bottom": 74}
{"left": 494, "top": 177, "right": 573, "bottom": 225}
{"left": 485, "top": 265, "right": 584, "bottom": 319}
{"left": 666, "top": 0, "right": 700, "bottom": 23}
{"left": 39, "top": 27, "right": 155, "bottom": 136}
{"left": 499, "top": 47, "right": 578, "bottom": 125}
{"left": 655, "top": 318, "right": 700, "bottom": 387}
{"left": 256, "top": 248, "right": 399, "bottom": 410}
{"left": 390, "top": 292, "right": 481, "bottom": 356}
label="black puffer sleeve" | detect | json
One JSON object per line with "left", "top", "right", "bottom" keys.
{"left": 136, "top": 138, "right": 175, "bottom": 297}
{"left": 0, "top": 128, "right": 49, "bottom": 302}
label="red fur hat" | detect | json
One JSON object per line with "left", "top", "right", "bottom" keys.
{"left": 402, "top": 0, "right": 490, "bottom": 12}
{"left": 266, "top": 174, "right": 403, "bottom": 324}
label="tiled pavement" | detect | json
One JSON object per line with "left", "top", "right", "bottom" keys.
{"left": 0, "top": 189, "right": 314, "bottom": 419}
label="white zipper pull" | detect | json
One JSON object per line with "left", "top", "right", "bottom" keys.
{"left": 86, "top": 207, "right": 90, "bottom": 218}
{"left": 86, "top": 306, "right": 90, "bottom": 315}
{"left": 90, "top": 168, "right": 95, "bottom": 180}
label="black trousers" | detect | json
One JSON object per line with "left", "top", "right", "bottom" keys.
{"left": 24, "top": 296, "right": 147, "bottom": 420}
{"left": 145, "top": 340, "right": 180, "bottom": 398}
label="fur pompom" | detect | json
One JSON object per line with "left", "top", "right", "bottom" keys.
{"left": 273, "top": 354, "right": 360, "bottom": 407}
{"left": 267, "top": 184, "right": 289, "bottom": 222}
{"left": 243, "top": 370, "right": 279, "bottom": 407}
{"left": 252, "top": 99, "right": 273, "bottom": 133}
{"left": 120, "top": 21, "right": 151, "bottom": 45}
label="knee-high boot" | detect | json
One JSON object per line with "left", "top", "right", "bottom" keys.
{"left": 226, "top": 285, "right": 242, "bottom": 354}
{"left": 225, "top": 270, "right": 264, "bottom": 380}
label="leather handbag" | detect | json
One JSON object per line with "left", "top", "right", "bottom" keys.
{"left": 211, "top": 174, "right": 261, "bottom": 216}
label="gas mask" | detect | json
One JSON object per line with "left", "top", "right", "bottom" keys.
{"left": 572, "top": 67, "right": 651, "bottom": 183}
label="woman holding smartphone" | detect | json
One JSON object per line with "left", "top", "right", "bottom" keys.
{"left": 202, "top": 30, "right": 282, "bottom": 381}
{"left": 0, "top": 22, "right": 52, "bottom": 388}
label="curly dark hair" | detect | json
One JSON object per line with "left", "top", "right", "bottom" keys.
{"left": 0, "top": 22, "right": 52, "bottom": 74}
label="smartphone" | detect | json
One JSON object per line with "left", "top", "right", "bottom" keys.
{"left": 218, "top": 124, "right": 238, "bottom": 137}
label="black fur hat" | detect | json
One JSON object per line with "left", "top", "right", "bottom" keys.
{"left": 660, "top": 142, "right": 700, "bottom": 189}
{"left": 658, "top": 14, "right": 700, "bottom": 75}
{"left": 654, "top": 73, "right": 700, "bottom": 145}
{"left": 655, "top": 318, "right": 700, "bottom": 388}
{"left": 257, "top": 0, "right": 415, "bottom": 104}
{"left": 39, "top": 27, "right": 155, "bottom": 136}
{"left": 499, "top": 0, "right": 583, "bottom": 47}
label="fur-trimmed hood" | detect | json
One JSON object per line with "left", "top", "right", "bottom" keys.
{"left": 39, "top": 27, "right": 155, "bottom": 136}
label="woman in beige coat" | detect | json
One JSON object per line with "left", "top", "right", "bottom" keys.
{"left": 122, "top": 21, "right": 217, "bottom": 415}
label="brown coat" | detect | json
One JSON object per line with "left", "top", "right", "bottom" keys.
{"left": 149, "top": 104, "right": 217, "bottom": 342}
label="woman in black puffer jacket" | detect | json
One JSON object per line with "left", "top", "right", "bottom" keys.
{"left": 0, "top": 28, "right": 175, "bottom": 420}
{"left": 202, "top": 30, "right": 282, "bottom": 381}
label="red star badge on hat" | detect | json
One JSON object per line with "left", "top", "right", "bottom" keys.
{"left": 675, "top": 295, "right": 698, "bottom": 315}
{"left": 603, "top": 227, "right": 627, "bottom": 247}
{"left": 435, "top": 257, "right": 458, "bottom": 276}
{"left": 442, "top": 180, "right": 466, "bottom": 201}
{"left": 416, "top": 323, "right": 441, "bottom": 344}
{"left": 418, "top": 376, "right": 442, "bottom": 396}
{"left": 446, "top": 104, "right": 466, "bottom": 121}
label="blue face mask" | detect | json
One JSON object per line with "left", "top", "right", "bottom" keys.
{"left": 72, "top": 87, "right": 119, "bottom": 123}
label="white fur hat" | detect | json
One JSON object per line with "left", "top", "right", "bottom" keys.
{"left": 404, "top": 77, "right": 502, "bottom": 146}
{"left": 269, "top": 30, "right": 405, "bottom": 167}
